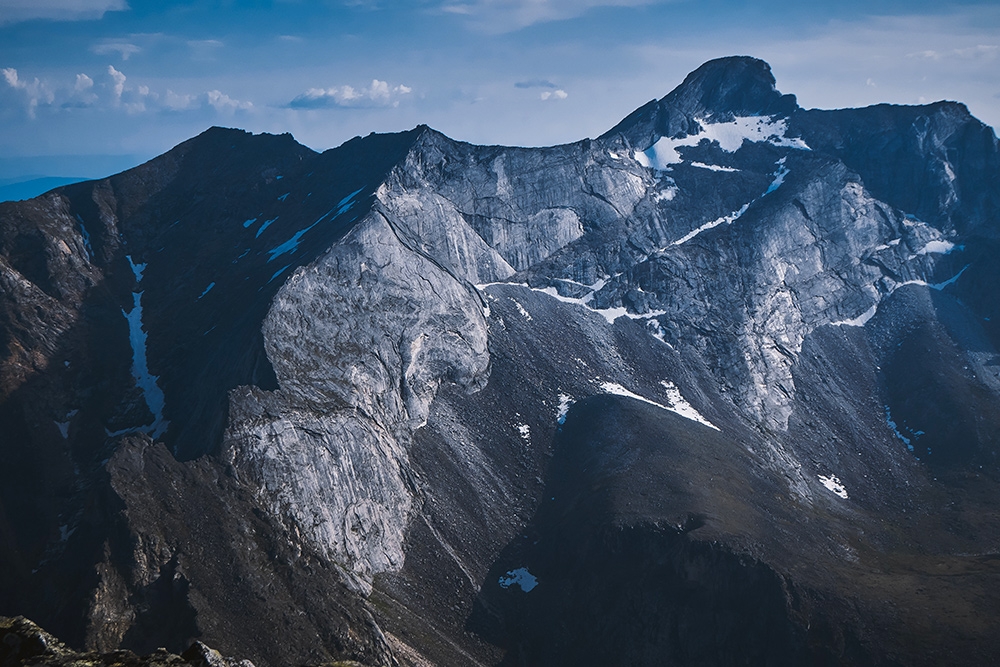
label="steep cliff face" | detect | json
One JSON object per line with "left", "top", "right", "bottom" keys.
{"left": 225, "top": 207, "right": 491, "bottom": 587}
{"left": 2, "top": 56, "right": 1000, "bottom": 667}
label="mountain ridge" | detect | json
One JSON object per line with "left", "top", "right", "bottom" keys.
{"left": 2, "top": 55, "right": 1000, "bottom": 666}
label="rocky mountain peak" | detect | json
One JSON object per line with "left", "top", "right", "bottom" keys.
{"left": 603, "top": 55, "right": 799, "bottom": 148}
{"left": 664, "top": 55, "right": 795, "bottom": 119}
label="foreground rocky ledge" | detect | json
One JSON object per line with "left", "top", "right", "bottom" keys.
{"left": 0, "top": 616, "right": 371, "bottom": 667}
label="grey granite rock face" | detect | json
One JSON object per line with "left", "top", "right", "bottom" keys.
{"left": 225, "top": 209, "right": 490, "bottom": 587}
{"left": 613, "top": 159, "right": 966, "bottom": 429}
{"left": 375, "top": 130, "right": 652, "bottom": 283}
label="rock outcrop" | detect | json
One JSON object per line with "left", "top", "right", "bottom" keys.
{"left": 0, "top": 616, "right": 257, "bottom": 667}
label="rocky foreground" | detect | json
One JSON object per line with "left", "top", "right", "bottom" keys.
{"left": 0, "top": 616, "right": 265, "bottom": 667}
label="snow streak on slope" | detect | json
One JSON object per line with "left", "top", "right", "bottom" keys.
{"left": 122, "top": 255, "right": 169, "bottom": 438}
{"left": 556, "top": 393, "right": 574, "bottom": 424}
{"left": 477, "top": 282, "right": 665, "bottom": 325}
{"left": 671, "top": 203, "right": 750, "bottom": 246}
{"left": 529, "top": 285, "right": 665, "bottom": 324}
{"left": 600, "top": 381, "right": 719, "bottom": 431}
{"left": 830, "top": 265, "right": 971, "bottom": 327}
{"left": 666, "top": 158, "right": 788, "bottom": 247}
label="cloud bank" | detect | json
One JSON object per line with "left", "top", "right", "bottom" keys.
{"left": 439, "top": 0, "right": 662, "bottom": 33}
{"left": 289, "top": 79, "right": 412, "bottom": 109}
{"left": 91, "top": 40, "right": 142, "bottom": 60}
{"left": 0, "top": 0, "right": 128, "bottom": 25}
{"left": 1, "top": 65, "right": 252, "bottom": 117}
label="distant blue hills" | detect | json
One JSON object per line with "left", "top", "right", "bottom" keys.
{"left": 0, "top": 176, "right": 89, "bottom": 203}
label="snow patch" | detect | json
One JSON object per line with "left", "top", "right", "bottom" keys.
{"left": 885, "top": 406, "right": 914, "bottom": 451}
{"left": 268, "top": 203, "right": 353, "bottom": 264}
{"left": 833, "top": 264, "right": 969, "bottom": 328}
{"left": 105, "top": 425, "right": 140, "bottom": 438}
{"left": 672, "top": 203, "right": 750, "bottom": 246}
{"left": 831, "top": 303, "right": 878, "bottom": 327}
{"left": 75, "top": 215, "right": 93, "bottom": 260}
{"left": 268, "top": 264, "right": 292, "bottom": 284}
{"left": 126, "top": 254, "right": 146, "bottom": 282}
{"left": 499, "top": 567, "right": 538, "bottom": 592}
{"left": 659, "top": 381, "right": 719, "bottom": 430}
{"left": 634, "top": 115, "right": 809, "bottom": 171}
{"left": 690, "top": 162, "right": 740, "bottom": 172}
{"left": 256, "top": 216, "right": 278, "bottom": 238}
{"left": 197, "top": 282, "right": 216, "bottom": 299}
{"left": 916, "top": 239, "right": 959, "bottom": 255}
{"left": 242, "top": 217, "right": 258, "bottom": 228}
{"left": 646, "top": 319, "right": 673, "bottom": 347}
{"left": 477, "top": 281, "right": 662, "bottom": 325}
{"left": 121, "top": 260, "right": 168, "bottom": 439}
{"left": 600, "top": 381, "right": 719, "bottom": 431}
{"left": 764, "top": 157, "right": 789, "bottom": 195}
{"left": 897, "top": 264, "right": 970, "bottom": 291}
{"left": 337, "top": 187, "right": 364, "bottom": 216}
{"left": 512, "top": 299, "right": 532, "bottom": 321}
{"left": 652, "top": 184, "right": 678, "bottom": 202}
{"left": 54, "top": 420, "right": 70, "bottom": 439}
{"left": 530, "top": 285, "right": 663, "bottom": 324}
{"left": 277, "top": 192, "right": 290, "bottom": 202}
{"left": 516, "top": 422, "right": 530, "bottom": 443}
{"left": 556, "top": 393, "right": 574, "bottom": 424}
{"left": 817, "top": 474, "right": 849, "bottom": 499}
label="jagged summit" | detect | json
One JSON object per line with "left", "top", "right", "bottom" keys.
{"left": 602, "top": 55, "right": 799, "bottom": 147}
{"left": 664, "top": 56, "right": 795, "bottom": 118}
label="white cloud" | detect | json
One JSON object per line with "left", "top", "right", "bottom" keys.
{"left": 207, "top": 90, "right": 253, "bottom": 113}
{"left": 289, "top": 79, "right": 413, "bottom": 109}
{"left": 0, "top": 0, "right": 128, "bottom": 25}
{"left": 438, "top": 0, "right": 664, "bottom": 33}
{"left": 0, "top": 65, "right": 254, "bottom": 118}
{"left": 107, "top": 65, "right": 126, "bottom": 104}
{"left": 91, "top": 40, "right": 141, "bottom": 60}
{"left": 953, "top": 44, "right": 1000, "bottom": 59}
{"left": 540, "top": 89, "right": 568, "bottom": 100}
{"left": 908, "top": 44, "right": 999, "bottom": 61}
{"left": 163, "top": 90, "right": 196, "bottom": 111}
{"left": 74, "top": 73, "right": 93, "bottom": 91}
{"left": 70, "top": 72, "right": 98, "bottom": 106}
{"left": 1, "top": 67, "right": 54, "bottom": 117}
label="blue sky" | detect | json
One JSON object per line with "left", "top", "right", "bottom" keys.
{"left": 1, "top": 0, "right": 998, "bottom": 179}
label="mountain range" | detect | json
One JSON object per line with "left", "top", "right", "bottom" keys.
{"left": 2, "top": 55, "right": 1000, "bottom": 666}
